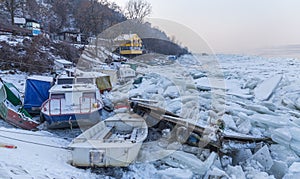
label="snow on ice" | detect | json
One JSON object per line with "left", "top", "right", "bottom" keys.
{"left": 1, "top": 54, "right": 300, "bottom": 178}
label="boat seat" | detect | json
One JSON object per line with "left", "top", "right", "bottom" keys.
{"left": 129, "top": 128, "right": 138, "bottom": 141}
{"left": 91, "top": 126, "right": 113, "bottom": 140}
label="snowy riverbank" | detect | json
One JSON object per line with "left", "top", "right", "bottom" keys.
{"left": 1, "top": 54, "right": 300, "bottom": 178}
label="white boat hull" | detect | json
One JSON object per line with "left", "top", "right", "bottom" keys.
{"left": 71, "top": 143, "right": 143, "bottom": 167}
{"left": 68, "top": 113, "right": 148, "bottom": 167}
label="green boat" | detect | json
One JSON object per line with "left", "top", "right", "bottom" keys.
{"left": 0, "top": 79, "right": 39, "bottom": 130}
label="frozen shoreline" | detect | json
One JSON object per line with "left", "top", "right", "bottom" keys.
{"left": 1, "top": 54, "right": 300, "bottom": 178}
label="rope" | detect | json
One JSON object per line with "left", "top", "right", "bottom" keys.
{"left": 0, "top": 129, "right": 72, "bottom": 140}
{"left": 0, "top": 133, "right": 71, "bottom": 150}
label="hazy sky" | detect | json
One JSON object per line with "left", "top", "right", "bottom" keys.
{"left": 112, "top": 0, "right": 300, "bottom": 54}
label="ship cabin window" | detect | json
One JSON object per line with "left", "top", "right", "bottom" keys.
{"left": 51, "top": 93, "right": 65, "bottom": 99}
{"left": 83, "top": 92, "right": 96, "bottom": 99}
{"left": 121, "top": 46, "right": 131, "bottom": 50}
{"left": 57, "top": 78, "right": 74, "bottom": 85}
{"left": 76, "top": 78, "right": 93, "bottom": 84}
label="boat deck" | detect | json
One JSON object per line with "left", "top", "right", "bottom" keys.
{"left": 42, "top": 98, "right": 102, "bottom": 115}
{"left": 69, "top": 113, "right": 148, "bottom": 148}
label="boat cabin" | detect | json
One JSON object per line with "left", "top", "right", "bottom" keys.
{"left": 40, "top": 82, "right": 103, "bottom": 129}
{"left": 48, "top": 83, "right": 101, "bottom": 108}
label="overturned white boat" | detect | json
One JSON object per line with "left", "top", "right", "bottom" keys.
{"left": 68, "top": 113, "right": 148, "bottom": 167}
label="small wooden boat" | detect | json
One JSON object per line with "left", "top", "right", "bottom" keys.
{"left": 0, "top": 80, "right": 39, "bottom": 130}
{"left": 68, "top": 113, "right": 148, "bottom": 167}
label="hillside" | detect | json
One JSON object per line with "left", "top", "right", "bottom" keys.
{"left": 0, "top": 0, "right": 126, "bottom": 36}
{"left": 0, "top": 0, "right": 189, "bottom": 74}
{"left": 0, "top": 35, "right": 82, "bottom": 74}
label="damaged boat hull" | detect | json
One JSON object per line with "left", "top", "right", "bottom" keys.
{"left": 0, "top": 80, "right": 39, "bottom": 130}
{"left": 0, "top": 103, "right": 39, "bottom": 130}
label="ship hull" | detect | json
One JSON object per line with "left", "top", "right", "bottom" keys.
{"left": 0, "top": 103, "right": 39, "bottom": 130}
{"left": 41, "top": 109, "right": 102, "bottom": 129}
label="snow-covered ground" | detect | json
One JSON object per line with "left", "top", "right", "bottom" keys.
{"left": 1, "top": 54, "right": 300, "bottom": 178}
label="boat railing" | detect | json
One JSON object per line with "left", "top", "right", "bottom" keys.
{"left": 41, "top": 97, "right": 102, "bottom": 116}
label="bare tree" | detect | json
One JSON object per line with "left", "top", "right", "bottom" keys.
{"left": 124, "top": 0, "right": 152, "bottom": 22}
{"left": 74, "top": 0, "right": 104, "bottom": 36}
{"left": 74, "top": 0, "right": 125, "bottom": 36}
{"left": 1, "top": 0, "right": 25, "bottom": 24}
{"left": 51, "top": 0, "right": 70, "bottom": 30}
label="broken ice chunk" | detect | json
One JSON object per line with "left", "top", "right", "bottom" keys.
{"left": 164, "top": 86, "right": 180, "bottom": 99}
{"left": 283, "top": 162, "right": 300, "bottom": 179}
{"left": 166, "top": 99, "right": 182, "bottom": 113}
{"left": 269, "top": 144, "right": 299, "bottom": 166}
{"left": 260, "top": 102, "right": 277, "bottom": 112}
{"left": 246, "top": 104, "right": 278, "bottom": 116}
{"left": 162, "top": 151, "right": 217, "bottom": 175}
{"left": 232, "top": 149, "right": 252, "bottom": 165}
{"left": 235, "top": 113, "right": 252, "bottom": 134}
{"left": 271, "top": 127, "right": 292, "bottom": 146}
{"left": 243, "top": 77, "right": 262, "bottom": 90}
{"left": 295, "top": 98, "right": 300, "bottom": 110}
{"left": 250, "top": 145, "right": 274, "bottom": 171}
{"left": 251, "top": 172, "right": 275, "bottom": 179}
{"left": 252, "top": 114, "right": 288, "bottom": 128}
{"left": 289, "top": 127, "right": 300, "bottom": 142}
{"left": 288, "top": 162, "right": 300, "bottom": 173}
{"left": 205, "top": 167, "right": 229, "bottom": 178}
{"left": 254, "top": 74, "right": 282, "bottom": 101}
{"left": 268, "top": 160, "right": 288, "bottom": 179}
{"left": 158, "top": 78, "right": 173, "bottom": 91}
{"left": 144, "top": 84, "right": 158, "bottom": 94}
{"left": 156, "top": 168, "right": 193, "bottom": 179}
{"left": 290, "top": 140, "right": 300, "bottom": 156}
{"left": 282, "top": 97, "right": 296, "bottom": 109}
{"left": 222, "top": 114, "right": 237, "bottom": 130}
{"left": 227, "top": 106, "right": 255, "bottom": 116}
{"left": 226, "top": 165, "right": 246, "bottom": 179}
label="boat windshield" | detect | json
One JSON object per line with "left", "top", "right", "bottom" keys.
{"left": 57, "top": 78, "right": 74, "bottom": 85}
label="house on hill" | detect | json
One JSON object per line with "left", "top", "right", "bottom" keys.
{"left": 14, "top": 17, "right": 41, "bottom": 36}
{"left": 56, "top": 29, "right": 84, "bottom": 43}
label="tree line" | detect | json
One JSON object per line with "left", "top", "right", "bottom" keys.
{"left": 0, "top": 0, "right": 189, "bottom": 57}
{"left": 0, "top": 0, "right": 152, "bottom": 36}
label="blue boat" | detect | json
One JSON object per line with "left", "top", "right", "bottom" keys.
{"left": 40, "top": 81, "right": 103, "bottom": 129}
